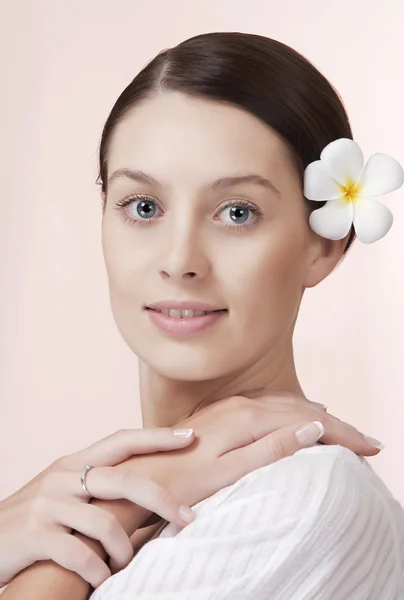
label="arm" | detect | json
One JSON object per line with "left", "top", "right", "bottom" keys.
{"left": 1, "top": 463, "right": 156, "bottom": 600}
{"left": 0, "top": 536, "right": 106, "bottom": 600}
{"left": 2, "top": 433, "right": 211, "bottom": 600}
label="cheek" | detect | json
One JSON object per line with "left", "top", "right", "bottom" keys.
{"left": 101, "top": 225, "right": 148, "bottom": 352}
{"left": 102, "top": 224, "right": 144, "bottom": 301}
{"left": 229, "top": 230, "right": 308, "bottom": 327}
{"left": 267, "top": 233, "right": 307, "bottom": 283}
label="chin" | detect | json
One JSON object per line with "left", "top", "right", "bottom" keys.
{"left": 139, "top": 347, "right": 234, "bottom": 382}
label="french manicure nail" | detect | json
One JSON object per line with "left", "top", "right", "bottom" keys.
{"left": 173, "top": 429, "right": 194, "bottom": 437}
{"left": 364, "top": 435, "right": 385, "bottom": 450}
{"left": 296, "top": 421, "right": 325, "bottom": 446}
{"left": 178, "top": 505, "right": 195, "bottom": 525}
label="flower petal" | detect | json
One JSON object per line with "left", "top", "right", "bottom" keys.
{"left": 309, "top": 198, "right": 353, "bottom": 240}
{"left": 320, "top": 138, "right": 364, "bottom": 186}
{"left": 353, "top": 197, "right": 393, "bottom": 243}
{"left": 304, "top": 160, "right": 343, "bottom": 201}
{"left": 359, "top": 153, "right": 404, "bottom": 197}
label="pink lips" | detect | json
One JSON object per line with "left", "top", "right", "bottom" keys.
{"left": 145, "top": 300, "right": 227, "bottom": 335}
{"left": 147, "top": 310, "right": 225, "bottom": 335}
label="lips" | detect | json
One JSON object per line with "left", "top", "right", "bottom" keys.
{"left": 146, "top": 306, "right": 227, "bottom": 335}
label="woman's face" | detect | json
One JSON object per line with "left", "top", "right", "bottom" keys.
{"left": 102, "top": 91, "right": 325, "bottom": 381}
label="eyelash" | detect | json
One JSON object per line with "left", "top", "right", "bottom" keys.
{"left": 114, "top": 194, "right": 263, "bottom": 231}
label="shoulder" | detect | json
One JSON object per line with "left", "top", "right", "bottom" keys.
{"left": 187, "top": 444, "right": 404, "bottom": 567}
{"left": 187, "top": 444, "right": 404, "bottom": 596}
{"left": 91, "top": 445, "right": 404, "bottom": 599}
{"left": 209, "top": 444, "right": 403, "bottom": 526}
{"left": 200, "top": 444, "right": 384, "bottom": 514}
{"left": 224, "top": 442, "right": 392, "bottom": 497}
{"left": 159, "top": 445, "right": 404, "bottom": 598}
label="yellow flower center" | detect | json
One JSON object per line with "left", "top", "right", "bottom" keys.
{"left": 339, "top": 178, "right": 362, "bottom": 203}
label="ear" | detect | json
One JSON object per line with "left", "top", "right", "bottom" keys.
{"left": 303, "top": 232, "right": 350, "bottom": 288}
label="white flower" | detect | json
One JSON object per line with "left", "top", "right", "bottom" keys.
{"left": 304, "top": 138, "right": 404, "bottom": 243}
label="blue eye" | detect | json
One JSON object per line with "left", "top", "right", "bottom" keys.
{"left": 114, "top": 195, "right": 162, "bottom": 225}
{"left": 135, "top": 199, "right": 158, "bottom": 219}
{"left": 114, "top": 195, "right": 262, "bottom": 230}
{"left": 225, "top": 205, "right": 250, "bottom": 224}
{"left": 218, "top": 200, "right": 261, "bottom": 228}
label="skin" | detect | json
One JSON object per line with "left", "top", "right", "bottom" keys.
{"left": 102, "top": 89, "right": 347, "bottom": 429}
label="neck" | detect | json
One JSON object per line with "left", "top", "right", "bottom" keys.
{"left": 139, "top": 342, "right": 305, "bottom": 428}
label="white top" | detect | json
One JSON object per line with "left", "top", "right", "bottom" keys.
{"left": 90, "top": 445, "right": 404, "bottom": 599}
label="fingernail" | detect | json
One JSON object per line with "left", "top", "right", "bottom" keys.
{"left": 173, "top": 429, "right": 194, "bottom": 438}
{"left": 178, "top": 505, "right": 195, "bottom": 525}
{"left": 364, "top": 435, "right": 385, "bottom": 450}
{"left": 296, "top": 421, "right": 325, "bottom": 446}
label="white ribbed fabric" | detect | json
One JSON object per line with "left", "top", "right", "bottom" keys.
{"left": 90, "top": 445, "right": 404, "bottom": 600}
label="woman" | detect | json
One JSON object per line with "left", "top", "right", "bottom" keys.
{"left": 2, "top": 31, "right": 404, "bottom": 599}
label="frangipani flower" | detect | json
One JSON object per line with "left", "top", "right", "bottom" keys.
{"left": 304, "top": 138, "right": 404, "bottom": 243}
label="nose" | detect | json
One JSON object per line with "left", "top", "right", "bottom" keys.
{"left": 159, "top": 224, "right": 211, "bottom": 282}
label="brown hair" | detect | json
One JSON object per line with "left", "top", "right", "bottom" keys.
{"left": 96, "top": 31, "right": 355, "bottom": 251}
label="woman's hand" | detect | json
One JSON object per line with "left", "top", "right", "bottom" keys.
{"left": 132, "top": 392, "right": 382, "bottom": 509}
{"left": 0, "top": 427, "right": 196, "bottom": 589}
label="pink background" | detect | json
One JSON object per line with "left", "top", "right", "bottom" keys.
{"left": 1, "top": 0, "right": 403, "bottom": 503}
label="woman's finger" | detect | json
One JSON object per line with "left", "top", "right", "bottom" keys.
{"left": 319, "top": 413, "right": 384, "bottom": 455}
{"left": 220, "top": 413, "right": 383, "bottom": 488}
{"left": 80, "top": 467, "right": 195, "bottom": 528}
{"left": 268, "top": 410, "right": 383, "bottom": 456}
{"left": 236, "top": 394, "right": 382, "bottom": 458}
{"left": 47, "top": 500, "right": 134, "bottom": 572}
{"left": 69, "top": 427, "right": 195, "bottom": 468}
{"left": 38, "top": 531, "right": 111, "bottom": 589}
{"left": 219, "top": 420, "right": 325, "bottom": 484}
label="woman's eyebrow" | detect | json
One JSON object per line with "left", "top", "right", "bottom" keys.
{"left": 108, "top": 168, "right": 281, "bottom": 197}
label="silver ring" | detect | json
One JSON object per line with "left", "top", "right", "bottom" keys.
{"left": 81, "top": 464, "right": 95, "bottom": 498}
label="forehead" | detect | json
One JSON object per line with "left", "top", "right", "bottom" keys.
{"left": 107, "top": 91, "right": 294, "bottom": 184}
